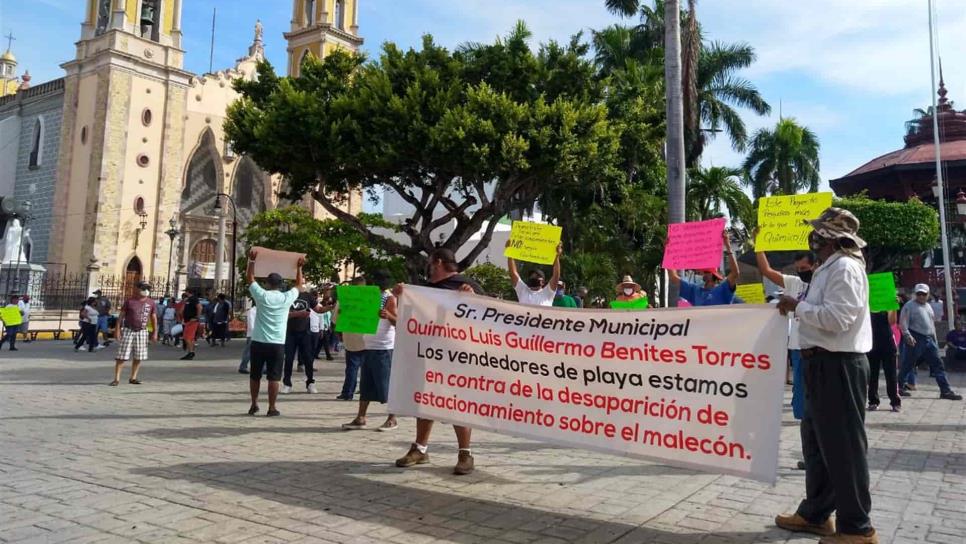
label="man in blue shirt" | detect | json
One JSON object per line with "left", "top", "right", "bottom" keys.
{"left": 669, "top": 229, "right": 739, "bottom": 306}
{"left": 246, "top": 249, "right": 303, "bottom": 417}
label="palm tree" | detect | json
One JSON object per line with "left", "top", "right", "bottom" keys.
{"left": 742, "top": 117, "right": 821, "bottom": 198}
{"left": 687, "top": 166, "right": 752, "bottom": 222}
{"left": 691, "top": 41, "right": 771, "bottom": 166}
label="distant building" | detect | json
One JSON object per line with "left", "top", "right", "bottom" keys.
{"left": 0, "top": 0, "right": 363, "bottom": 292}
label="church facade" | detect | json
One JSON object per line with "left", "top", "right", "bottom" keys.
{"left": 0, "top": 0, "right": 362, "bottom": 293}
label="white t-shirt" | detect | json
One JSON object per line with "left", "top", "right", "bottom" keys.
{"left": 84, "top": 305, "right": 99, "bottom": 325}
{"left": 514, "top": 280, "right": 555, "bottom": 307}
{"left": 309, "top": 310, "right": 321, "bottom": 333}
{"left": 364, "top": 290, "right": 396, "bottom": 350}
{"left": 246, "top": 307, "right": 257, "bottom": 338}
{"left": 782, "top": 275, "right": 807, "bottom": 350}
{"left": 18, "top": 300, "right": 30, "bottom": 320}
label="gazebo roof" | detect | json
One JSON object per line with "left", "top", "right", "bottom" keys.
{"left": 831, "top": 76, "right": 966, "bottom": 195}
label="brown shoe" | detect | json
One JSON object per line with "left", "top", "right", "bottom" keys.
{"left": 453, "top": 450, "right": 474, "bottom": 475}
{"left": 819, "top": 529, "right": 878, "bottom": 544}
{"left": 775, "top": 513, "right": 835, "bottom": 537}
{"left": 395, "top": 444, "right": 428, "bottom": 468}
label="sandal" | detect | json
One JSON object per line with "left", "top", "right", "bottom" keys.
{"left": 109, "top": 380, "right": 119, "bottom": 386}
{"left": 129, "top": 379, "right": 142, "bottom": 385}
{"left": 266, "top": 409, "right": 280, "bottom": 417}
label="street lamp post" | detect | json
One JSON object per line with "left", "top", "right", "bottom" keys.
{"left": 213, "top": 193, "right": 238, "bottom": 313}
{"left": 10, "top": 200, "right": 31, "bottom": 296}
{"left": 165, "top": 215, "right": 180, "bottom": 296}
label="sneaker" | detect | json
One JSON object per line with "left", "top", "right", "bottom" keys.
{"left": 775, "top": 513, "right": 835, "bottom": 537}
{"left": 378, "top": 420, "right": 398, "bottom": 432}
{"left": 867, "top": 404, "right": 878, "bottom": 411}
{"left": 904, "top": 384, "right": 917, "bottom": 391}
{"left": 454, "top": 450, "right": 474, "bottom": 475}
{"left": 94, "top": 345, "right": 105, "bottom": 351}
{"left": 395, "top": 444, "right": 429, "bottom": 467}
{"left": 891, "top": 405, "right": 901, "bottom": 412}
{"left": 179, "top": 352, "right": 195, "bottom": 360}
{"left": 307, "top": 383, "right": 318, "bottom": 394}
{"left": 796, "top": 460, "right": 806, "bottom": 470}
{"left": 341, "top": 418, "right": 366, "bottom": 430}
{"left": 940, "top": 390, "right": 963, "bottom": 401}
{"left": 266, "top": 409, "right": 280, "bottom": 417}
{"left": 281, "top": 385, "right": 293, "bottom": 394}
{"left": 335, "top": 395, "right": 350, "bottom": 400}
{"left": 818, "top": 529, "right": 878, "bottom": 544}
{"left": 238, "top": 367, "right": 249, "bottom": 374}
{"left": 899, "top": 386, "right": 911, "bottom": 397}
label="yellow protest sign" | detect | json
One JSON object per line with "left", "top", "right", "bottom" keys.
{"left": 735, "top": 283, "right": 766, "bottom": 304}
{"left": 504, "top": 221, "right": 562, "bottom": 265}
{"left": 0, "top": 306, "right": 22, "bottom": 326}
{"left": 755, "top": 192, "right": 833, "bottom": 251}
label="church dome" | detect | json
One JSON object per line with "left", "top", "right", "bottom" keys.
{"left": 0, "top": 49, "right": 15, "bottom": 63}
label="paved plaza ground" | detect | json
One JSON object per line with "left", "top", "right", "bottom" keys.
{"left": 1, "top": 341, "right": 965, "bottom": 544}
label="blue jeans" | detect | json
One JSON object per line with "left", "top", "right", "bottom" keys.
{"left": 238, "top": 338, "right": 252, "bottom": 372}
{"left": 899, "top": 331, "right": 951, "bottom": 393}
{"left": 340, "top": 350, "right": 364, "bottom": 400}
{"left": 791, "top": 349, "right": 805, "bottom": 420}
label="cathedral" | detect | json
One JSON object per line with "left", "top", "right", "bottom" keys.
{"left": 0, "top": 0, "right": 363, "bottom": 294}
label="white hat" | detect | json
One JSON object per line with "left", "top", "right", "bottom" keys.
{"left": 914, "top": 283, "right": 930, "bottom": 294}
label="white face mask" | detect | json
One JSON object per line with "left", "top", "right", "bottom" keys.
{"left": 623, "top": 287, "right": 634, "bottom": 296}
{"left": 139, "top": 290, "right": 150, "bottom": 297}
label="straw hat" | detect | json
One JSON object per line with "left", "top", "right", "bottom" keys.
{"left": 616, "top": 275, "right": 641, "bottom": 293}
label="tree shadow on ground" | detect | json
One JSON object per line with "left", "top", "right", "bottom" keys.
{"left": 132, "top": 460, "right": 784, "bottom": 543}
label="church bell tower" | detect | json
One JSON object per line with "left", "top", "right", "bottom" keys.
{"left": 50, "top": 0, "right": 191, "bottom": 278}
{"left": 285, "top": 0, "right": 363, "bottom": 77}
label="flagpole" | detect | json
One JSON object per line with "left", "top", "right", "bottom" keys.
{"left": 927, "top": 0, "right": 956, "bottom": 325}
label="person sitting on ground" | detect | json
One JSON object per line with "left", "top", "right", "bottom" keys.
{"left": 946, "top": 319, "right": 966, "bottom": 361}
{"left": 245, "top": 249, "right": 303, "bottom": 417}
{"left": 669, "top": 229, "right": 738, "bottom": 307}
{"left": 342, "top": 270, "right": 398, "bottom": 432}
{"left": 507, "top": 241, "right": 562, "bottom": 307}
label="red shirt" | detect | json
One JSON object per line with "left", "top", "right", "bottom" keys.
{"left": 121, "top": 297, "right": 157, "bottom": 332}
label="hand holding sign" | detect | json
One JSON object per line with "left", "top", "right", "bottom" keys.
{"left": 505, "top": 221, "right": 563, "bottom": 265}
{"left": 755, "top": 193, "right": 833, "bottom": 251}
{"left": 662, "top": 218, "right": 726, "bottom": 270}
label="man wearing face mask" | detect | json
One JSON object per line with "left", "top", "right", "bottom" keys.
{"left": 669, "top": 229, "right": 739, "bottom": 306}
{"left": 773, "top": 208, "right": 877, "bottom": 544}
{"left": 507, "top": 242, "right": 562, "bottom": 307}
{"left": 552, "top": 280, "right": 578, "bottom": 308}
{"left": 756, "top": 250, "right": 816, "bottom": 422}
{"left": 111, "top": 281, "right": 158, "bottom": 387}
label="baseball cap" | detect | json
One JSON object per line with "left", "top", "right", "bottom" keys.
{"left": 914, "top": 283, "right": 930, "bottom": 295}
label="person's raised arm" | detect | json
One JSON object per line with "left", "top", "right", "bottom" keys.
{"left": 246, "top": 249, "right": 257, "bottom": 285}
{"left": 724, "top": 230, "right": 739, "bottom": 288}
{"left": 505, "top": 240, "right": 520, "bottom": 286}
{"left": 548, "top": 243, "right": 562, "bottom": 292}
{"left": 295, "top": 257, "right": 305, "bottom": 291}
{"left": 380, "top": 295, "right": 398, "bottom": 327}
{"left": 756, "top": 252, "right": 785, "bottom": 288}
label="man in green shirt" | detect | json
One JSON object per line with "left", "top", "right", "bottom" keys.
{"left": 552, "top": 281, "right": 579, "bottom": 308}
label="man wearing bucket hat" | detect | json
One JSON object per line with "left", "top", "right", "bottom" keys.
{"left": 668, "top": 229, "right": 739, "bottom": 306}
{"left": 898, "top": 283, "right": 962, "bottom": 400}
{"left": 773, "top": 208, "right": 877, "bottom": 544}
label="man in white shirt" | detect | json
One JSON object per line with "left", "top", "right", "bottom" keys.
{"left": 898, "top": 284, "right": 961, "bottom": 400}
{"left": 18, "top": 295, "right": 31, "bottom": 342}
{"left": 507, "top": 242, "right": 562, "bottom": 307}
{"left": 774, "top": 208, "right": 877, "bottom": 544}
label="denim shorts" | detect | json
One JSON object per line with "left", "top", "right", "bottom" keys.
{"left": 360, "top": 349, "right": 393, "bottom": 403}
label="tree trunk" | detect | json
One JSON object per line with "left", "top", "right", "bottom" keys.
{"left": 665, "top": 0, "right": 686, "bottom": 307}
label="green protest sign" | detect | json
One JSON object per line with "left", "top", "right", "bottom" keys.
{"left": 335, "top": 285, "right": 382, "bottom": 334}
{"left": 867, "top": 273, "right": 900, "bottom": 312}
{"left": 610, "top": 297, "right": 649, "bottom": 310}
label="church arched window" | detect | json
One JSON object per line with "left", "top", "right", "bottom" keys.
{"left": 335, "top": 0, "right": 346, "bottom": 29}
{"left": 28, "top": 117, "right": 43, "bottom": 169}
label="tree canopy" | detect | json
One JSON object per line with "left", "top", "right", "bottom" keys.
{"left": 835, "top": 196, "right": 940, "bottom": 272}
{"left": 226, "top": 24, "right": 624, "bottom": 280}
{"left": 742, "top": 117, "right": 821, "bottom": 198}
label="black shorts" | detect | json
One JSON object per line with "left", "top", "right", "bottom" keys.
{"left": 250, "top": 341, "right": 284, "bottom": 381}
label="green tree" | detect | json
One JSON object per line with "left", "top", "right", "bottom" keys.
{"left": 742, "top": 117, "right": 821, "bottom": 198}
{"left": 239, "top": 206, "right": 405, "bottom": 285}
{"left": 226, "top": 24, "right": 620, "bottom": 280}
{"left": 835, "top": 196, "right": 940, "bottom": 272}
{"left": 686, "top": 166, "right": 752, "bottom": 223}
{"left": 464, "top": 263, "right": 514, "bottom": 299}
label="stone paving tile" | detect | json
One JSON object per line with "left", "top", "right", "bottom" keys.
{"left": 1, "top": 343, "right": 964, "bottom": 543}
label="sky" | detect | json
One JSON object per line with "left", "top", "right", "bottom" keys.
{"left": 2, "top": 0, "right": 964, "bottom": 200}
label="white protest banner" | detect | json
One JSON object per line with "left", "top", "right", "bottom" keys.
{"left": 389, "top": 286, "right": 787, "bottom": 483}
